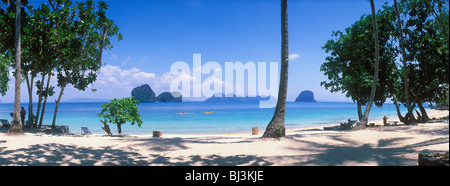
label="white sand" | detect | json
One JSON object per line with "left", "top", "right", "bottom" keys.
{"left": 0, "top": 110, "right": 448, "bottom": 166}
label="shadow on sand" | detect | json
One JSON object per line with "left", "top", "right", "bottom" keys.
{"left": 1, "top": 124, "right": 448, "bottom": 166}
{"left": 0, "top": 136, "right": 272, "bottom": 166}
{"left": 285, "top": 134, "right": 448, "bottom": 166}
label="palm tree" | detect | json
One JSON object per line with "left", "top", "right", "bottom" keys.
{"left": 8, "top": 0, "right": 22, "bottom": 134}
{"left": 263, "top": 0, "right": 289, "bottom": 138}
{"left": 357, "top": 0, "right": 380, "bottom": 128}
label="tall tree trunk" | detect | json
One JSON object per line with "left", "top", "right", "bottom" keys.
{"left": 392, "top": 93, "right": 407, "bottom": 122}
{"left": 35, "top": 74, "right": 46, "bottom": 127}
{"left": 98, "top": 26, "right": 107, "bottom": 67}
{"left": 9, "top": 0, "right": 22, "bottom": 134}
{"left": 394, "top": 0, "right": 415, "bottom": 122}
{"left": 38, "top": 74, "right": 52, "bottom": 128}
{"left": 263, "top": 0, "right": 289, "bottom": 138}
{"left": 358, "top": 0, "right": 380, "bottom": 128}
{"left": 25, "top": 74, "right": 34, "bottom": 128}
{"left": 51, "top": 82, "right": 66, "bottom": 129}
{"left": 117, "top": 123, "right": 122, "bottom": 136}
{"left": 357, "top": 100, "right": 363, "bottom": 121}
{"left": 417, "top": 102, "right": 430, "bottom": 122}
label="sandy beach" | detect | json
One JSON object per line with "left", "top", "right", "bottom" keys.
{"left": 0, "top": 110, "right": 448, "bottom": 166}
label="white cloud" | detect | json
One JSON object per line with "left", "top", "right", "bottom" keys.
{"left": 0, "top": 65, "right": 193, "bottom": 103}
{"left": 96, "top": 65, "right": 156, "bottom": 89}
{"left": 0, "top": 64, "right": 270, "bottom": 102}
{"left": 89, "top": 65, "right": 198, "bottom": 100}
{"left": 289, "top": 53, "right": 303, "bottom": 61}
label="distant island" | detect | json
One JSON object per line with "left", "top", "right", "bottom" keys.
{"left": 204, "top": 93, "right": 271, "bottom": 102}
{"left": 156, "top": 92, "right": 182, "bottom": 102}
{"left": 131, "top": 84, "right": 182, "bottom": 102}
{"left": 295, "top": 90, "right": 317, "bottom": 102}
{"left": 132, "top": 84, "right": 157, "bottom": 102}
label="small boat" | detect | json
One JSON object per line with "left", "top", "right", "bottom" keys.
{"left": 177, "top": 112, "right": 189, "bottom": 115}
{"left": 203, "top": 111, "right": 214, "bottom": 114}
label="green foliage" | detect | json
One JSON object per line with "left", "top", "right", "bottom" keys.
{"left": 1, "top": 0, "right": 122, "bottom": 128}
{"left": 44, "top": 0, "right": 122, "bottom": 127}
{"left": 320, "top": 3, "right": 398, "bottom": 109}
{"left": 35, "top": 79, "right": 55, "bottom": 97}
{"left": 321, "top": 0, "right": 448, "bottom": 122}
{"left": 436, "top": 85, "right": 449, "bottom": 107}
{"left": 49, "top": 0, "right": 122, "bottom": 94}
{"left": 0, "top": 55, "right": 9, "bottom": 96}
{"left": 0, "top": 0, "right": 29, "bottom": 96}
{"left": 402, "top": 0, "right": 449, "bottom": 105}
{"left": 98, "top": 97, "right": 143, "bottom": 129}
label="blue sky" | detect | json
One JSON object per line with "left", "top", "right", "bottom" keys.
{"left": 1, "top": 0, "right": 396, "bottom": 103}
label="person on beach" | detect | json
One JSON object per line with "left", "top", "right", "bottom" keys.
{"left": 20, "top": 107, "right": 26, "bottom": 127}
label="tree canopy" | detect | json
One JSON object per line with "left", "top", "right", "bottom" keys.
{"left": 0, "top": 0, "right": 122, "bottom": 129}
{"left": 98, "top": 97, "right": 143, "bottom": 136}
{"left": 321, "top": 0, "right": 449, "bottom": 124}
{"left": 321, "top": 2, "right": 398, "bottom": 120}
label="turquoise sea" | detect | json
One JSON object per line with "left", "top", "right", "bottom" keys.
{"left": 0, "top": 102, "right": 421, "bottom": 135}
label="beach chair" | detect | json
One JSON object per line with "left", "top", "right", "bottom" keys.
{"left": 0, "top": 119, "right": 10, "bottom": 128}
{"left": 340, "top": 119, "right": 358, "bottom": 130}
{"left": 81, "top": 127, "right": 92, "bottom": 135}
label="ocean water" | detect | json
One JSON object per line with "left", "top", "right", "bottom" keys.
{"left": 0, "top": 101, "right": 419, "bottom": 135}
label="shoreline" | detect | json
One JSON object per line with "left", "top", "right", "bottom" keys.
{"left": 189, "top": 108, "right": 449, "bottom": 137}
{"left": 0, "top": 109, "right": 448, "bottom": 166}
{"left": 1, "top": 108, "right": 447, "bottom": 137}
{"left": 2, "top": 109, "right": 446, "bottom": 140}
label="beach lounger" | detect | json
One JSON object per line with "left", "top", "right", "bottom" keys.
{"left": 0, "top": 119, "right": 10, "bottom": 128}
{"left": 340, "top": 119, "right": 358, "bottom": 130}
{"left": 81, "top": 127, "right": 92, "bottom": 135}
